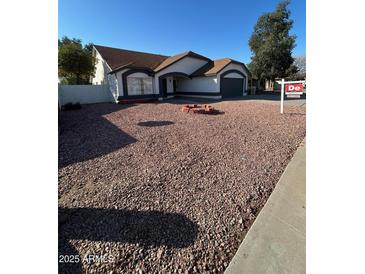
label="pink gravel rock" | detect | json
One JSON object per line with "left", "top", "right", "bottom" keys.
{"left": 59, "top": 99, "right": 306, "bottom": 273}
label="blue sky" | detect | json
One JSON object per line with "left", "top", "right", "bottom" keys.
{"left": 58, "top": 0, "right": 305, "bottom": 64}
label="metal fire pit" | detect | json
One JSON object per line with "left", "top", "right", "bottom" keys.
{"left": 181, "top": 104, "right": 218, "bottom": 114}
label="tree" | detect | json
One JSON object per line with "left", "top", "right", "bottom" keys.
{"left": 248, "top": 0, "right": 296, "bottom": 82}
{"left": 286, "top": 55, "right": 306, "bottom": 80}
{"left": 293, "top": 55, "right": 306, "bottom": 78}
{"left": 58, "top": 36, "right": 96, "bottom": 84}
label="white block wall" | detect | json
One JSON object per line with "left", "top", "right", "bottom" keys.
{"left": 58, "top": 85, "right": 115, "bottom": 105}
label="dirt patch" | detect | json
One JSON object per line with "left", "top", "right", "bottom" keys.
{"left": 59, "top": 100, "right": 306, "bottom": 273}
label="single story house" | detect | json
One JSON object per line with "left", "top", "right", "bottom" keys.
{"left": 91, "top": 45, "right": 251, "bottom": 101}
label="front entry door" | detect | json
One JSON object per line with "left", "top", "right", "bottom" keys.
{"left": 173, "top": 80, "right": 177, "bottom": 93}
{"left": 162, "top": 78, "right": 167, "bottom": 97}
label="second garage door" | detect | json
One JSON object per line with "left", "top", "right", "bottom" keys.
{"left": 221, "top": 77, "right": 244, "bottom": 98}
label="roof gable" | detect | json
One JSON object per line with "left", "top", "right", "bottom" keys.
{"left": 191, "top": 58, "right": 251, "bottom": 77}
{"left": 153, "top": 51, "right": 211, "bottom": 72}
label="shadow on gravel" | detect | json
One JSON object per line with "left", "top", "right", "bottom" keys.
{"left": 137, "top": 120, "right": 174, "bottom": 127}
{"left": 284, "top": 112, "right": 306, "bottom": 116}
{"left": 163, "top": 97, "right": 220, "bottom": 105}
{"left": 207, "top": 111, "right": 225, "bottom": 115}
{"left": 59, "top": 207, "right": 198, "bottom": 273}
{"left": 59, "top": 104, "right": 137, "bottom": 168}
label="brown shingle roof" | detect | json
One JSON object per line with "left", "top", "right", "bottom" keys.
{"left": 94, "top": 45, "right": 169, "bottom": 72}
{"left": 191, "top": 58, "right": 231, "bottom": 76}
{"left": 191, "top": 58, "right": 251, "bottom": 77}
{"left": 94, "top": 45, "right": 250, "bottom": 76}
{"left": 153, "top": 51, "right": 211, "bottom": 72}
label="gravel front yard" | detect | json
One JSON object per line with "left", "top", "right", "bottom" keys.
{"left": 58, "top": 99, "right": 306, "bottom": 273}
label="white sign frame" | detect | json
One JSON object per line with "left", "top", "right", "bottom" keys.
{"left": 277, "top": 79, "right": 306, "bottom": 114}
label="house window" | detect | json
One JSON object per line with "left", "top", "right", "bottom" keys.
{"left": 127, "top": 77, "right": 153, "bottom": 95}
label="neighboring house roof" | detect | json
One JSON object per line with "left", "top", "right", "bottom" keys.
{"left": 191, "top": 58, "right": 251, "bottom": 77}
{"left": 153, "top": 51, "right": 211, "bottom": 72}
{"left": 94, "top": 45, "right": 169, "bottom": 72}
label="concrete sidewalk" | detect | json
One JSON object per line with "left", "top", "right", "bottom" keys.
{"left": 225, "top": 140, "right": 306, "bottom": 274}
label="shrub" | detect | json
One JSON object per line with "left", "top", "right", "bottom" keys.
{"left": 62, "top": 102, "right": 82, "bottom": 111}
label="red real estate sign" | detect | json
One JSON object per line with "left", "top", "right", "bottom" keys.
{"left": 285, "top": 83, "right": 303, "bottom": 94}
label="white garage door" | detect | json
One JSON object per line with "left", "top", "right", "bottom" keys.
{"left": 127, "top": 77, "right": 153, "bottom": 95}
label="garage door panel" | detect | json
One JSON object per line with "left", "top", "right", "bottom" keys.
{"left": 221, "top": 78, "right": 244, "bottom": 98}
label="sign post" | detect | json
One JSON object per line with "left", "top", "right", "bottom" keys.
{"left": 280, "top": 78, "right": 285, "bottom": 114}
